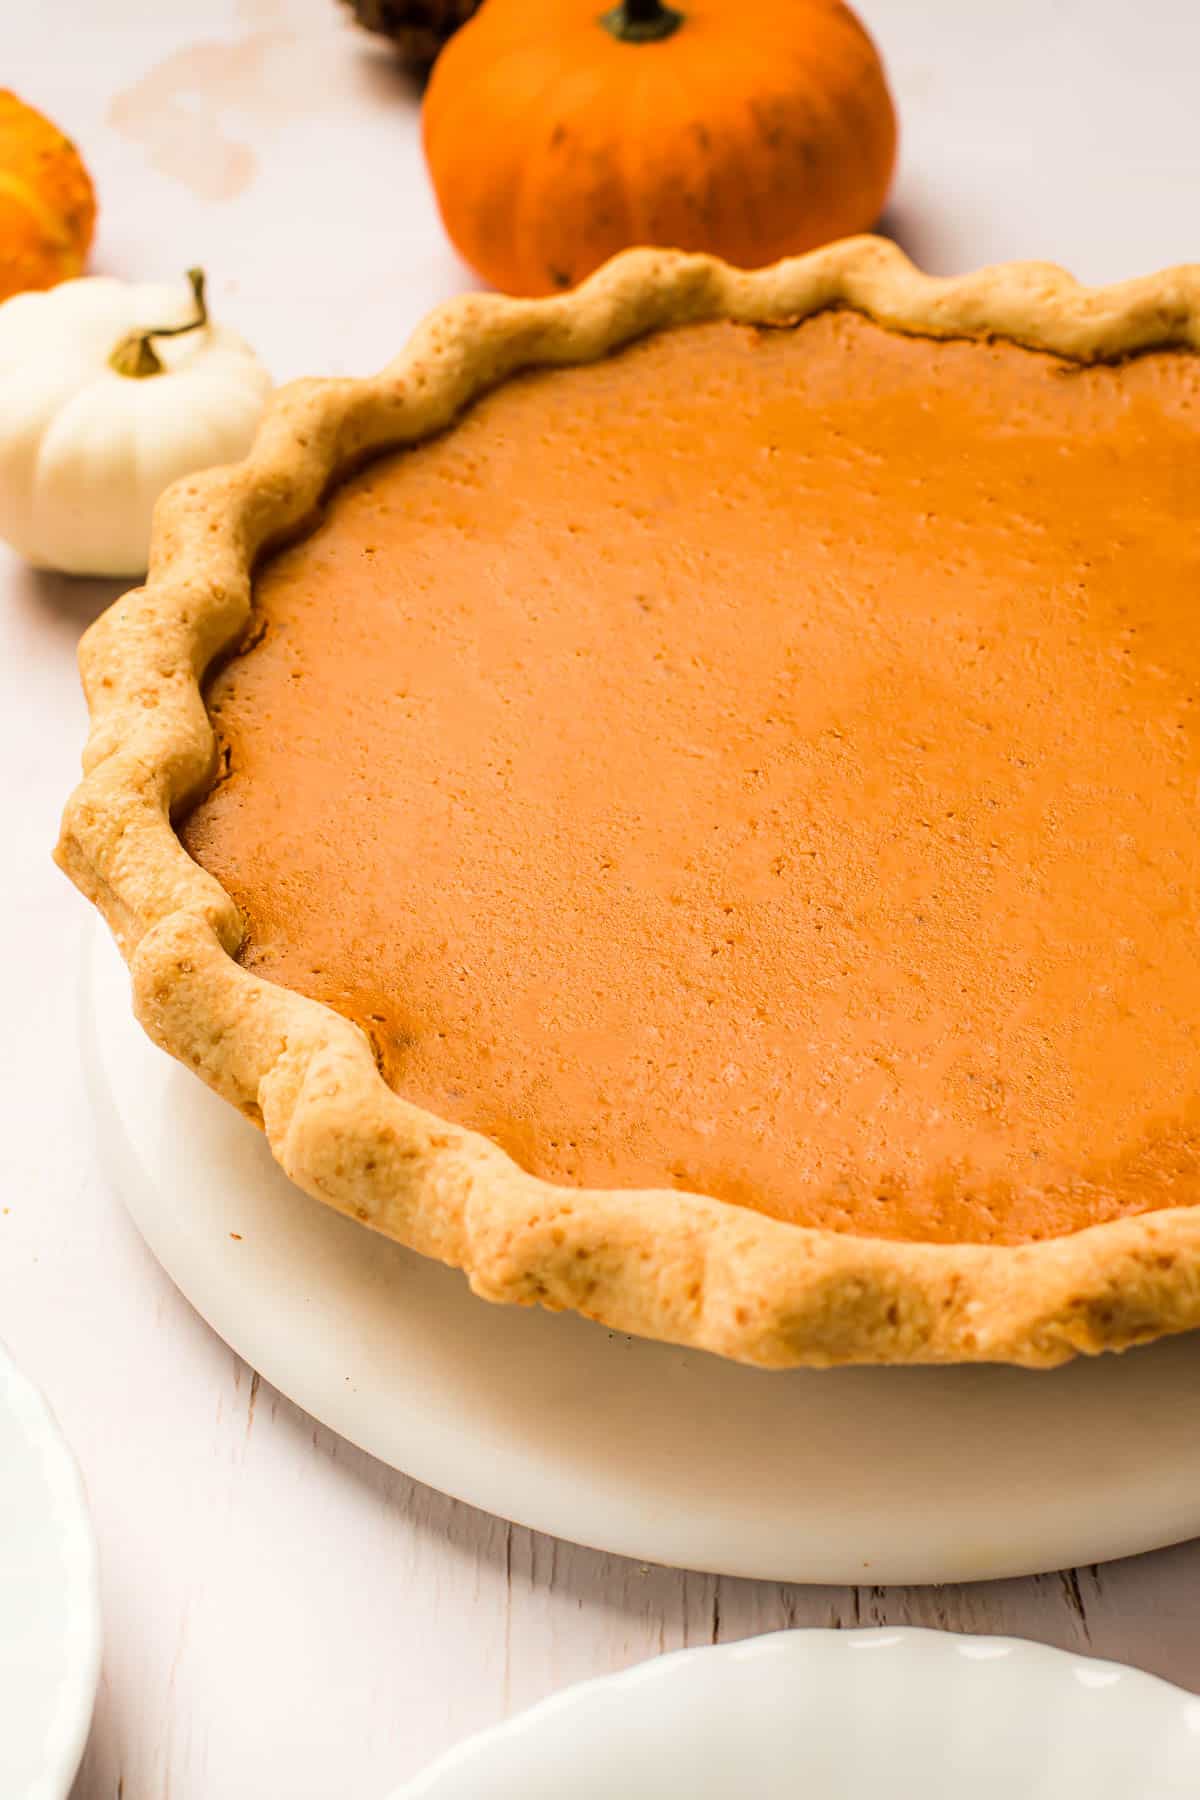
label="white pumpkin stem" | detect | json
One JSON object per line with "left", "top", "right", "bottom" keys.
{"left": 109, "top": 269, "right": 209, "bottom": 379}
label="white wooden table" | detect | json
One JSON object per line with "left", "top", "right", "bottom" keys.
{"left": 4, "top": 1, "right": 1200, "bottom": 1794}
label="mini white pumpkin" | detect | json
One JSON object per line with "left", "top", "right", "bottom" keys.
{"left": 0, "top": 268, "right": 271, "bottom": 577}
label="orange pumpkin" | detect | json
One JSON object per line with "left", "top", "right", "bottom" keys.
{"left": 0, "top": 91, "right": 96, "bottom": 303}
{"left": 423, "top": 0, "right": 898, "bottom": 297}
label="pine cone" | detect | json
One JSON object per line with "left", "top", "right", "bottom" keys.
{"left": 341, "top": 0, "right": 481, "bottom": 76}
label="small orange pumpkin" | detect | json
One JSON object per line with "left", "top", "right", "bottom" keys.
{"left": 423, "top": 0, "right": 898, "bottom": 297}
{"left": 0, "top": 91, "right": 96, "bottom": 303}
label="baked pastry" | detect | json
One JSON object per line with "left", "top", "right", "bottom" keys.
{"left": 58, "top": 237, "right": 1200, "bottom": 1368}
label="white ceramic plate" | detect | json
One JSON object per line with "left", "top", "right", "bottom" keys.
{"left": 0, "top": 1340, "right": 101, "bottom": 1800}
{"left": 394, "top": 1628, "right": 1200, "bottom": 1799}
{"left": 86, "top": 922, "right": 1200, "bottom": 1584}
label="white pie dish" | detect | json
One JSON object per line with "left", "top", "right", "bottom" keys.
{"left": 392, "top": 1627, "right": 1200, "bottom": 1799}
{"left": 0, "top": 1338, "right": 101, "bottom": 1800}
{"left": 86, "top": 920, "right": 1200, "bottom": 1585}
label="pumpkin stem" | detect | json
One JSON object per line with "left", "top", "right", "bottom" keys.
{"left": 109, "top": 268, "right": 209, "bottom": 379}
{"left": 600, "top": 0, "right": 684, "bottom": 44}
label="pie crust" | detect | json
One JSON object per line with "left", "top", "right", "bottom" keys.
{"left": 57, "top": 236, "right": 1200, "bottom": 1368}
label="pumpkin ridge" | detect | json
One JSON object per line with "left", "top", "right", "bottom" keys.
{"left": 0, "top": 167, "right": 76, "bottom": 255}
{"left": 511, "top": 59, "right": 598, "bottom": 296}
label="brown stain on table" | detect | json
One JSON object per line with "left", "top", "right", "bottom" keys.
{"left": 108, "top": 2, "right": 341, "bottom": 201}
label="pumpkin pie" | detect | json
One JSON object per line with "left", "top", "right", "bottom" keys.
{"left": 58, "top": 237, "right": 1200, "bottom": 1367}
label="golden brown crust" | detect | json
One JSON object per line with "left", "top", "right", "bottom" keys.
{"left": 56, "top": 235, "right": 1200, "bottom": 1368}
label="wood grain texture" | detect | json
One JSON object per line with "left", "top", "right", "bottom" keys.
{"left": 1, "top": 0, "right": 1199, "bottom": 1794}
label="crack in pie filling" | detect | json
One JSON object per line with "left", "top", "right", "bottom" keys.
{"left": 180, "top": 306, "right": 1200, "bottom": 1250}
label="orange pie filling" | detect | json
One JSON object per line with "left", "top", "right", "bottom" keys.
{"left": 181, "top": 310, "right": 1200, "bottom": 1247}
